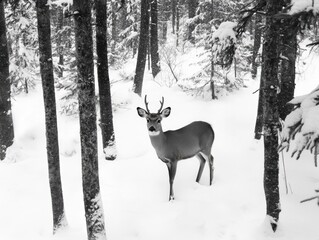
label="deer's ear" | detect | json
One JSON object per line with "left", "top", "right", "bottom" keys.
{"left": 137, "top": 107, "right": 148, "bottom": 118}
{"left": 161, "top": 107, "right": 171, "bottom": 118}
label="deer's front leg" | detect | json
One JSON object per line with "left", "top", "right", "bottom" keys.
{"left": 166, "top": 161, "right": 177, "bottom": 201}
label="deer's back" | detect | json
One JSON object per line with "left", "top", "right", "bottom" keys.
{"left": 162, "top": 121, "right": 214, "bottom": 160}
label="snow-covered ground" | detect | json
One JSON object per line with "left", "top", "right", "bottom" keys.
{"left": 1, "top": 44, "right": 319, "bottom": 240}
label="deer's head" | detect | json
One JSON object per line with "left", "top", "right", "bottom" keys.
{"left": 137, "top": 95, "right": 171, "bottom": 136}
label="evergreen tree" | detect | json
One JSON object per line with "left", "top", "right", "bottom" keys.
{"left": 36, "top": 0, "right": 67, "bottom": 233}
{"left": 73, "top": 1, "right": 107, "bottom": 239}
{"left": 251, "top": 14, "right": 262, "bottom": 79}
{"left": 0, "top": 0, "right": 14, "bottom": 160}
{"left": 150, "top": 0, "right": 160, "bottom": 78}
{"left": 96, "top": 0, "right": 117, "bottom": 160}
{"left": 133, "top": 0, "right": 150, "bottom": 96}
{"left": 277, "top": 11, "right": 298, "bottom": 120}
{"left": 262, "top": 0, "right": 283, "bottom": 231}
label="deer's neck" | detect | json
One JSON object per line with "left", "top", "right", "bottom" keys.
{"left": 149, "top": 130, "right": 167, "bottom": 156}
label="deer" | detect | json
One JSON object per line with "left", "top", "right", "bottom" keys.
{"left": 137, "top": 95, "right": 215, "bottom": 201}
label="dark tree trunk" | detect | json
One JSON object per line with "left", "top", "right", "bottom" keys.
{"left": 176, "top": 0, "right": 180, "bottom": 46}
{"left": 36, "top": 0, "right": 67, "bottom": 233}
{"left": 150, "top": 0, "right": 160, "bottom": 78}
{"left": 262, "top": 0, "right": 283, "bottom": 232}
{"left": 56, "top": 5, "right": 64, "bottom": 78}
{"left": 0, "top": 0, "right": 14, "bottom": 160}
{"left": 96, "top": 0, "right": 116, "bottom": 160}
{"left": 254, "top": 47, "right": 265, "bottom": 140}
{"left": 73, "top": 1, "right": 107, "bottom": 239}
{"left": 133, "top": 0, "right": 150, "bottom": 96}
{"left": 277, "top": 18, "right": 298, "bottom": 120}
{"left": 251, "top": 13, "right": 262, "bottom": 79}
{"left": 187, "top": 0, "right": 198, "bottom": 43}
{"left": 110, "top": 0, "right": 117, "bottom": 65}
{"left": 171, "top": 0, "right": 176, "bottom": 34}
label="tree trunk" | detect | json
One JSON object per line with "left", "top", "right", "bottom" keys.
{"left": 262, "top": 0, "right": 283, "bottom": 232}
{"left": 36, "top": 0, "right": 67, "bottom": 233}
{"left": 56, "top": 5, "right": 64, "bottom": 78}
{"left": 251, "top": 13, "right": 262, "bottom": 79}
{"left": 171, "top": 0, "right": 176, "bottom": 34}
{"left": 176, "top": 0, "right": 180, "bottom": 46}
{"left": 150, "top": 0, "right": 160, "bottom": 78}
{"left": 254, "top": 47, "right": 265, "bottom": 140}
{"left": 0, "top": 0, "right": 14, "bottom": 160}
{"left": 73, "top": 1, "right": 107, "bottom": 239}
{"left": 187, "top": 0, "right": 198, "bottom": 43}
{"left": 96, "top": 0, "right": 117, "bottom": 160}
{"left": 277, "top": 18, "right": 298, "bottom": 120}
{"left": 133, "top": 0, "right": 150, "bottom": 96}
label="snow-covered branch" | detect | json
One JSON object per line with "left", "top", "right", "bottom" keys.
{"left": 279, "top": 86, "right": 319, "bottom": 161}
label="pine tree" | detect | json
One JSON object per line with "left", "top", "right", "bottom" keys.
{"left": 251, "top": 14, "right": 262, "bottom": 79}
{"left": 96, "top": 0, "right": 117, "bottom": 160}
{"left": 187, "top": 0, "right": 198, "bottom": 43}
{"left": 133, "top": 0, "right": 150, "bottom": 96}
{"left": 150, "top": 0, "right": 160, "bottom": 78}
{"left": 0, "top": 0, "right": 14, "bottom": 160}
{"left": 277, "top": 14, "right": 298, "bottom": 120}
{"left": 36, "top": 0, "right": 67, "bottom": 233}
{"left": 73, "top": 1, "right": 107, "bottom": 239}
{"left": 262, "top": 0, "right": 283, "bottom": 231}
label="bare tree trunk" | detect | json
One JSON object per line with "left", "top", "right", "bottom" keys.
{"left": 36, "top": 0, "right": 67, "bottom": 233}
{"left": 96, "top": 0, "right": 117, "bottom": 160}
{"left": 133, "top": 0, "right": 150, "bottom": 96}
{"left": 176, "top": 0, "right": 180, "bottom": 46}
{"left": 187, "top": 0, "right": 198, "bottom": 43}
{"left": 171, "top": 0, "right": 176, "bottom": 34}
{"left": 0, "top": 0, "right": 14, "bottom": 160}
{"left": 150, "top": 0, "right": 160, "bottom": 78}
{"left": 277, "top": 17, "right": 298, "bottom": 120}
{"left": 251, "top": 13, "right": 262, "bottom": 79}
{"left": 56, "top": 5, "right": 64, "bottom": 78}
{"left": 262, "top": 0, "right": 283, "bottom": 232}
{"left": 73, "top": 1, "right": 107, "bottom": 239}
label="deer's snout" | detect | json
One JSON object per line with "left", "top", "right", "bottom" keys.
{"left": 149, "top": 126, "right": 156, "bottom": 132}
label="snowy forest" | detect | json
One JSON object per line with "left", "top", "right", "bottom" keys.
{"left": 1, "top": 0, "right": 319, "bottom": 239}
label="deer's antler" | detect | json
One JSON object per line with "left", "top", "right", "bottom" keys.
{"left": 158, "top": 97, "right": 164, "bottom": 113}
{"left": 144, "top": 95, "right": 150, "bottom": 113}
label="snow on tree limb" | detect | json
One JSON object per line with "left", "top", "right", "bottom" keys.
{"left": 211, "top": 21, "right": 237, "bottom": 69}
{"left": 279, "top": 86, "right": 319, "bottom": 161}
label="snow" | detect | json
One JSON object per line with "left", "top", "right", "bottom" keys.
{"left": 2, "top": 42, "right": 319, "bottom": 240}
{"left": 289, "top": 0, "right": 319, "bottom": 14}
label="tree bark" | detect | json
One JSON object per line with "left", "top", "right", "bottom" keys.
{"left": 176, "top": 0, "right": 180, "bottom": 46}
{"left": 150, "top": 0, "right": 160, "bottom": 78}
{"left": 187, "top": 0, "right": 198, "bottom": 43}
{"left": 254, "top": 47, "right": 265, "bottom": 140}
{"left": 73, "top": 1, "right": 107, "bottom": 239}
{"left": 96, "top": 0, "right": 116, "bottom": 160}
{"left": 0, "top": 0, "right": 14, "bottom": 160}
{"left": 262, "top": 0, "right": 283, "bottom": 232}
{"left": 56, "top": 5, "right": 64, "bottom": 78}
{"left": 133, "top": 0, "right": 150, "bottom": 96}
{"left": 171, "top": 0, "right": 176, "bottom": 34}
{"left": 251, "top": 14, "right": 262, "bottom": 79}
{"left": 36, "top": 0, "right": 67, "bottom": 233}
{"left": 277, "top": 17, "right": 298, "bottom": 120}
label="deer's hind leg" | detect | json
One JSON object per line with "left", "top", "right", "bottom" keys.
{"left": 199, "top": 152, "right": 214, "bottom": 185}
{"left": 196, "top": 153, "right": 206, "bottom": 183}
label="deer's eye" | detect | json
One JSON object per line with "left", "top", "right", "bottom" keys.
{"left": 147, "top": 118, "right": 150, "bottom": 123}
{"left": 157, "top": 119, "right": 161, "bottom": 123}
